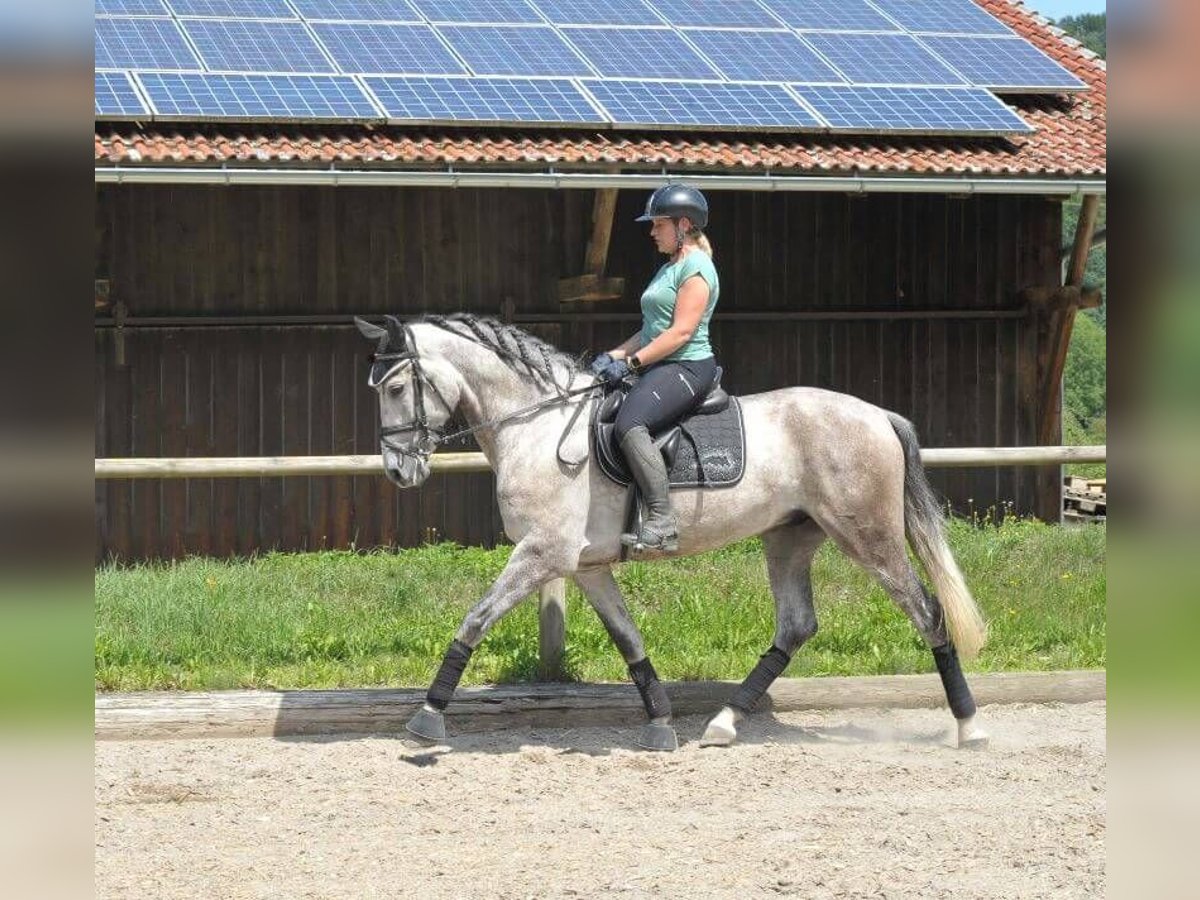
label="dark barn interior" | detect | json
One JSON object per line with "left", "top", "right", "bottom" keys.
{"left": 95, "top": 184, "right": 1067, "bottom": 559}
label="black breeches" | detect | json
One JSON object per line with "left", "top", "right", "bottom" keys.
{"left": 613, "top": 357, "right": 717, "bottom": 442}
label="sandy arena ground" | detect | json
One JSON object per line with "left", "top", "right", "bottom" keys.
{"left": 95, "top": 701, "right": 1105, "bottom": 899}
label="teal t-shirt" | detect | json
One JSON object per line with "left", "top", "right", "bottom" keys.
{"left": 639, "top": 251, "right": 720, "bottom": 361}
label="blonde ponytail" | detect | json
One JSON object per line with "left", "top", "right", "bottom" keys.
{"left": 691, "top": 230, "right": 714, "bottom": 258}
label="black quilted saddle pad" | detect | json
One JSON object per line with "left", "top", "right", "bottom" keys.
{"left": 593, "top": 396, "right": 746, "bottom": 489}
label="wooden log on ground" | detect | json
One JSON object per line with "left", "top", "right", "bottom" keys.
{"left": 95, "top": 670, "right": 1105, "bottom": 741}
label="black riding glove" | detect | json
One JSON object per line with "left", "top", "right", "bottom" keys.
{"left": 599, "top": 358, "right": 632, "bottom": 385}
{"left": 589, "top": 352, "right": 614, "bottom": 377}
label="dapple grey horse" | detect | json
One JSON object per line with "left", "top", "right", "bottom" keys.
{"left": 356, "top": 314, "right": 989, "bottom": 752}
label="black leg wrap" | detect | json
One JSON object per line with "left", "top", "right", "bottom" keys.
{"left": 628, "top": 658, "right": 672, "bottom": 720}
{"left": 729, "top": 646, "right": 792, "bottom": 713}
{"left": 426, "top": 639, "right": 474, "bottom": 711}
{"left": 932, "top": 643, "right": 977, "bottom": 720}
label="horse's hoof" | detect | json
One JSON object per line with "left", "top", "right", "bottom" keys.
{"left": 636, "top": 722, "right": 679, "bottom": 752}
{"left": 406, "top": 706, "right": 446, "bottom": 743}
{"left": 700, "top": 708, "right": 738, "bottom": 747}
{"left": 957, "top": 716, "right": 989, "bottom": 750}
{"left": 699, "top": 721, "right": 737, "bottom": 748}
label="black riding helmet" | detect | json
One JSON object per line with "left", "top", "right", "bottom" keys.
{"left": 635, "top": 183, "right": 709, "bottom": 230}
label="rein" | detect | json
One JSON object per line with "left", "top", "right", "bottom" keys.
{"left": 370, "top": 320, "right": 600, "bottom": 464}
{"left": 435, "top": 381, "right": 601, "bottom": 446}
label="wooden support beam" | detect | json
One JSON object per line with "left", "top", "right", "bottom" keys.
{"left": 584, "top": 188, "right": 618, "bottom": 275}
{"left": 1038, "top": 194, "right": 1100, "bottom": 444}
{"left": 1021, "top": 284, "right": 1103, "bottom": 312}
{"left": 1061, "top": 226, "right": 1106, "bottom": 264}
{"left": 538, "top": 579, "right": 567, "bottom": 680}
{"left": 557, "top": 274, "right": 625, "bottom": 303}
{"left": 558, "top": 187, "right": 623, "bottom": 304}
{"left": 95, "top": 307, "right": 1033, "bottom": 329}
{"left": 1066, "top": 195, "right": 1101, "bottom": 287}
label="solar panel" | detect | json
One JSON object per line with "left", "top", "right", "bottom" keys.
{"left": 530, "top": 0, "right": 662, "bottom": 27}
{"left": 409, "top": 0, "right": 544, "bottom": 24}
{"left": 95, "top": 17, "right": 203, "bottom": 71}
{"left": 683, "top": 29, "right": 843, "bottom": 84}
{"left": 869, "top": 0, "right": 1014, "bottom": 36}
{"left": 289, "top": 0, "right": 422, "bottom": 21}
{"left": 583, "top": 79, "right": 822, "bottom": 128}
{"left": 137, "top": 72, "right": 382, "bottom": 119}
{"left": 919, "top": 36, "right": 1087, "bottom": 92}
{"left": 92, "top": 0, "right": 1079, "bottom": 133}
{"left": 183, "top": 20, "right": 337, "bottom": 72}
{"left": 311, "top": 23, "right": 467, "bottom": 74}
{"left": 650, "top": 0, "right": 779, "bottom": 28}
{"left": 757, "top": 0, "right": 898, "bottom": 32}
{"left": 95, "top": 0, "right": 170, "bottom": 15}
{"left": 802, "top": 32, "right": 963, "bottom": 85}
{"left": 364, "top": 75, "right": 604, "bottom": 123}
{"left": 439, "top": 25, "right": 593, "bottom": 77}
{"left": 95, "top": 71, "right": 151, "bottom": 117}
{"left": 166, "top": 0, "right": 296, "bottom": 18}
{"left": 561, "top": 28, "right": 719, "bottom": 80}
{"left": 792, "top": 85, "right": 1030, "bottom": 134}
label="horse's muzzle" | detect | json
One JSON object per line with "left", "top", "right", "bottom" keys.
{"left": 382, "top": 446, "right": 430, "bottom": 488}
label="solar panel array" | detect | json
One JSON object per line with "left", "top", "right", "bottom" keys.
{"left": 95, "top": 0, "right": 1088, "bottom": 134}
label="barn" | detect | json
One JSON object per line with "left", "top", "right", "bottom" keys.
{"left": 94, "top": 0, "right": 1106, "bottom": 560}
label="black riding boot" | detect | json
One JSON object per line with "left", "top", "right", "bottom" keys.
{"left": 619, "top": 425, "right": 679, "bottom": 551}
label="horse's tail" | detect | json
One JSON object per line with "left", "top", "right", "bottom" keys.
{"left": 887, "top": 412, "right": 987, "bottom": 661}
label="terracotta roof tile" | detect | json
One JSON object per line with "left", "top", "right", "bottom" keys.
{"left": 94, "top": 1, "right": 1105, "bottom": 179}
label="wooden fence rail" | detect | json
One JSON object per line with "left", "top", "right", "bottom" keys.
{"left": 94, "top": 445, "right": 1105, "bottom": 680}
{"left": 94, "top": 446, "right": 1105, "bottom": 479}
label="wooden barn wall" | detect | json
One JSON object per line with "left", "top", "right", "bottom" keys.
{"left": 95, "top": 185, "right": 1061, "bottom": 560}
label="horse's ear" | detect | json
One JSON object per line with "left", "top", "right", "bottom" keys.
{"left": 354, "top": 316, "right": 388, "bottom": 343}
{"left": 384, "top": 315, "right": 408, "bottom": 349}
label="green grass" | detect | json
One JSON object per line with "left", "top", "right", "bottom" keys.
{"left": 95, "top": 517, "right": 1105, "bottom": 692}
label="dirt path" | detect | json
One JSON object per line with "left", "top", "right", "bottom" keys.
{"left": 96, "top": 701, "right": 1105, "bottom": 899}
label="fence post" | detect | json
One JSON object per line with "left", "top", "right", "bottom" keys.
{"left": 538, "top": 578, "right": 567, "bottom": 680}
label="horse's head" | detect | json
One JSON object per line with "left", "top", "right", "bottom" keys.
{"left": 355, "top": 315, "right": 462, "bottom": 489}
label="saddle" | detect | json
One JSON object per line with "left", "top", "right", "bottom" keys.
{"left": 591, "top": 367, "right": 746, "bottom": 489}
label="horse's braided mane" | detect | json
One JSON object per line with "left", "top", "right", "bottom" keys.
{"left": 419, "top": 313, "right": 583, "bottom": 388}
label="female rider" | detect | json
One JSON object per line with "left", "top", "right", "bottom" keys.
{"left": 591, "top": 184, "right": 720, "bottom": 552}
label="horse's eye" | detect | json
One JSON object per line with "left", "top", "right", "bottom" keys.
{"left": 387, "top": 382, "right": 405, "bottom": 397}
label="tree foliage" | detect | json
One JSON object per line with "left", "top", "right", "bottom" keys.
{"left": 1061, "top": 188, "right": 1106, "bottom": 466}
{"left": 1056, "top": 13, "right": 1107, "bottom": 58}
{"left": 1064, "top": 311, "right": 1106, "bottom": 429}
{"left": 1063, "top": 197, "right": 1107, "bottom": 327}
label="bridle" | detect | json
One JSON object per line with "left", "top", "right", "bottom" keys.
{"left": 368, "top": 323, "right": 441, "bottom": 462}
{"left": 368, "top": 320, "right": 600, "bottom": 466}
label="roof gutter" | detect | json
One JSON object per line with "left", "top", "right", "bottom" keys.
{"left": 93, "top": 166, "right": 1106, "bottom": 196}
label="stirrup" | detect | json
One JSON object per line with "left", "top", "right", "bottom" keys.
{"left": 620, "top": 524, "right": 679, "bottom": 552}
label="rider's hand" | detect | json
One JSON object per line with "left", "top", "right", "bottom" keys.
{"left": 599, "top": 358, "right": 632, "bottom": 385}
{"left": 589, "top": 352, "right": 614, "bottom": 377}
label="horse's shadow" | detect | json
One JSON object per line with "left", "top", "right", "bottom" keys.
{"left": 275, "top": 712, "right": 953, "bottom": 759}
